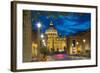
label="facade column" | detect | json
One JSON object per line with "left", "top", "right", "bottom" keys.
{"left": 37, "top": 27, "right": 41, "bottom": 57}
{"left": 23, "top": 11, "right": 32, "bottom": 62}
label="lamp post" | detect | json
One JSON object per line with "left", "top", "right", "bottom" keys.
{"left": 41, "top": 34, "right": 47, "bottom": 47}
{"left": 41, "top": 34, "right": 44, "bottom": 39}
{"left": 83, "top": 39, "right": 86, "bottom": 56}
{"left": 37, "top": 22, "right": 41, "bottom": 58}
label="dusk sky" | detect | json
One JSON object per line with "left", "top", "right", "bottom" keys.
{"left": 31, "top": 10, "right": 91, "bottom": 36}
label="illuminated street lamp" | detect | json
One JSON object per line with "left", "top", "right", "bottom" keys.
{"left": 76, "top": 42, "right": 79, "bottom": 45}
{"left": 42, "top": 39, "right": 46, "bottom": 46}
{"left": 42, "top": 39, "right": 45, "bottom": 42}
{"left": 72, "top": 44, "right": 74, "bottom": 47}
{"left": 37, "top": 22, "right": 41, "bottom": 28}
{"left": 41, "top": 34, "right": 44, "bottom": 38}
{"left": 83, "top": 39, "right": 86, "bottom": 43}
{"left": 82, "top": 39, "right": 86, "bottom": 55}
{"left": 37, "top": 22, "right": 41, "bottom": 58}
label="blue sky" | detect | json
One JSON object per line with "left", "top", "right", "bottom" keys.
{"left": 31, "top": 11, "right": 91, "bottom": 36}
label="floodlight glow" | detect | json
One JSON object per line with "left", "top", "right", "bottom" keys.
{"left": 76, "top": 42, "right": 79, "bottom": 45}
{"left": 37, "top": 22, "right": 41, "bottom": 28}
{"left": 41, "top": 34, "right": 44, "bottom": 38}
{"left": 72, "top": 44, "right": 74, "bottom": 47}
{"left": 83, "top": 39, "right": 86, "bottom": 43}
{"left": 43, "top": 43, "right": 46, "bottom": 46}
{"left": 42, "top": 39, "right": 45, "bottom": 42}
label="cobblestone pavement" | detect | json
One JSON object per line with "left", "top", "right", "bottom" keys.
{"left": 31, "top": 54, "right": 90, "bottom": 62}
{"left": 47, "top": 54, "right": 89, "bottom": 61}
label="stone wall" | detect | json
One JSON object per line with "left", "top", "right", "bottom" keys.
{"left": 23, "top": 10, "right": 32, "bottom": 62}
{"left": 67, "top": 30, "right": 91, "bottom": 56}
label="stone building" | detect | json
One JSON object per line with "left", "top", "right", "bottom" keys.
{"left": 45, "top": 22, "right": 67, "bottom": 52}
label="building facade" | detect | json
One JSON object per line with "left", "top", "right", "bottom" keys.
{"left": 45, "top": 22, "right": 67, "bottom": 52}
{"left": 68, "top": 30, "right": 91, "bottom": 57}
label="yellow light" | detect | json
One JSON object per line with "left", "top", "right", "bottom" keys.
{"left": 76, "top": 42, "right": 79, "bottom": 45}
{"left": 43, "top": 42, "right": 46, "bottom": 46}
{"left": 42, "top": 39, "right": 45, "bottom": 42}
{"left": 72, "top": 44, "right": 74, "bottom": 47}
{"left": 83, "top": 39, "right": 86, "bottom": 43}
{"left": 41, "top": 34, "right": 44, "bottom": 38}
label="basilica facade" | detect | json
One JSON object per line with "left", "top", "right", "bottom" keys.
{"left": 45, "top": 22, "right": 67, "bottom": 52}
